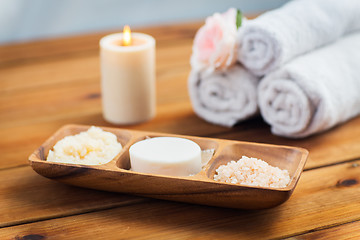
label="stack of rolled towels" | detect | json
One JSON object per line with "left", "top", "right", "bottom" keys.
{"left": 188, "top": 0, "right": 360, "bottom": 138}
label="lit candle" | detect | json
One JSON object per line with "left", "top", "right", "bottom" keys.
{"left": 100, "top": 26, "right": 156, "bottom": 125}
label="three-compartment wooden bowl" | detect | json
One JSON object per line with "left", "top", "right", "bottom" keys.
{"left": 28, "top": 124, "right": 308, "bottom": 209}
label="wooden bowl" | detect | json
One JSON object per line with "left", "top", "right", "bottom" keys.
{"left": 28, "top": 124, "right": 308, "bottom": 209}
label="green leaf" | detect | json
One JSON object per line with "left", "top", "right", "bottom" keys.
{"left": 236, "top": 9, "right": 242, "bottom": 29}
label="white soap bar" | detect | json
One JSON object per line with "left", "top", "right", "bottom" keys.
{"left": 129, "top": 137, "right": 202, "bottom": 176}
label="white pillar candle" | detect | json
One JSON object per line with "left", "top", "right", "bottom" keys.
{"left": 100, "top": 29, "right": 156, "bottom": 125}
{"left": 129, "top": 137, "right": 202, "bottom": 176}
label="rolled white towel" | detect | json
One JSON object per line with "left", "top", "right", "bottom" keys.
{"left": 188, "top": 64, "right": 259, "bottom": 127}
{"left": 238, "top": 0, "right": 360, "bottom": 76}
{"left": 258, "top": 33, "right": 360, "bottom": 138}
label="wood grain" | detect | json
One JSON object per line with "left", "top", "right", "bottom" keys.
{"left": 0, "top": 22, "right": 201, "bottom": 66}
{"left": 0, "top": 166, "right": 146, "bottom": 228}
{"left": 1, "top": 160, "right": 359, "bottom": 239}
{"left": 0, "top": 39, "right": 193, "bottom": 93}
{"left": 289, "top": 220, "right": 360, "bottom": 239}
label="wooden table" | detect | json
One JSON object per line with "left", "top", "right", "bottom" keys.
{"left": 1, "top": 22, "right": 360, "bottom": 239}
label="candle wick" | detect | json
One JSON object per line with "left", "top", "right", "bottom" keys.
{"left": 123, "top": 25, "right": 132, "bottom": 46}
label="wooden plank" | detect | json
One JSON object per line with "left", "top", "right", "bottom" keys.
{"left": 0, "top": 74, "right": 193, "bottom": 131}
{"left": 0, "top": 22, "right": 201, "bottom": 66}
{"left": 288, "top": 220, "right": 360, "bottom": 239}
{"left": 0, "top": 166, "right": 147, "bottom": 228}
{"left": 1, "top": 160, "right": 359, "bottom": 239}
{"left": 0, "top": 38, "right": 192, "bottom": 93}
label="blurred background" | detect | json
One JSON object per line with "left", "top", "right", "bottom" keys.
{"left": 0, "top": 0, "right": 289, "bottom": 45}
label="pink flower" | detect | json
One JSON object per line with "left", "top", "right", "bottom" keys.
{"left": 191, "top": 8, "right": 238, "bottom": 73}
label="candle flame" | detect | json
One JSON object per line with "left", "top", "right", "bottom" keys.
{"left": 122, "top": 25, "right": 132, "bottom": 46}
